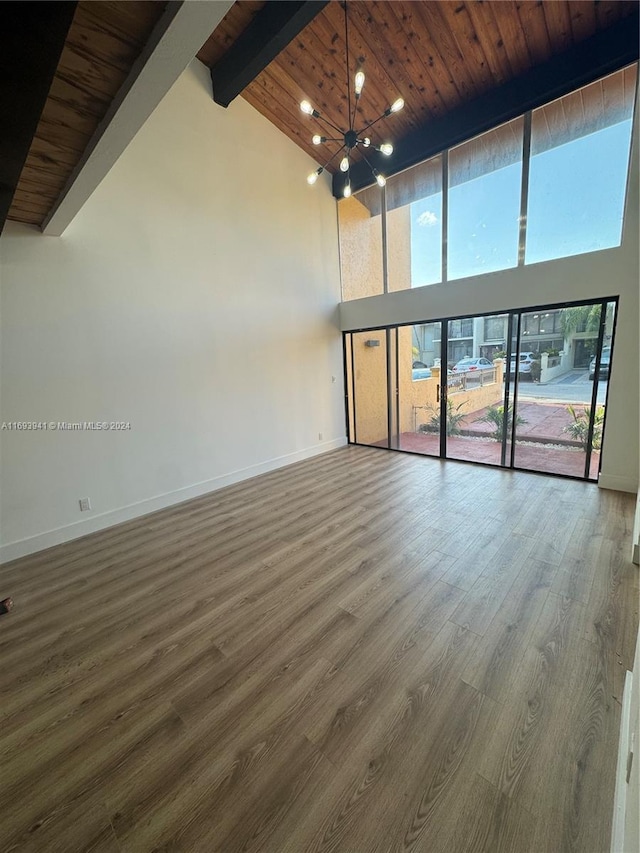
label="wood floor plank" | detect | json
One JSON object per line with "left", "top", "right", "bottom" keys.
{"left": 550, "top": 516, "right": 604, "bottom": 603}
{"left": 477, "top": 585, "right": 621, "bottom": 851}
{"left": 461, "top": 559, "right": 556, "bottom": 702}
{"left": 443, "top": 773, "right": 537, "bottom": 853}
{"left": 583, "top": 532, "right": 639, "bottom": 700}
{"left": 0, "top": 445, "right": 636, "bottom": 853}
{"left": 260, "top": 620, "right": 483, "bottom": 853}
{"left": 110, "top": 657, "right": 335, "bottom": 851}
{"left": 449, "top": 534, "right": 537, "bottom": 635}
{"left": 306, "top": 582, "right": 466, "bottom": 766}
{"left": 6, "top": 791, "right": 121, "bottom": 853}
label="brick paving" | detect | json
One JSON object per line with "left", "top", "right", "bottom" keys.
{"left": 394, "top": 432, "right": 600, "bottom": 479}
{"left": 369, "top": 399, "right": 602, "bottom": 479}
{"left": 460, "top": 400, "right": 591, "bottom": 445}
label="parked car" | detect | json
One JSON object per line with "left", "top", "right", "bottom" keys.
{"left": 452, "top": 357, "right": 493, "bottom": 373}
{"left": 589, "top": 347, "right": 611, "bottom": 380}
{"left": 509, "top": 352, "right": 538, "bottom": 374}
{"left": 412, "top": 366, "right": 432, "bottom": 380}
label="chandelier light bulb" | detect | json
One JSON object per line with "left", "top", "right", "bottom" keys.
{"left": 343, "top": 182, "right": 352, "bottom": 198}
{"left": 380, "top": 143, "right": 393, "bottom": 156}
{"left": 362, "top": 137, "right": 371, "bottom": 148}
{"left": 340, "top": 156, "right": 349, "bottom": 172}
{"left": 300, "top": 100, "right": 314, "bottom": 115}
{"left": 374, "top": 171, "right": 386, "bottom": 188}
{"left": 390, "top": 97, "right": 405, "bottom": 113}
{"left": 312, "top": 134, "right": 323, "bottom": 145}
{"left": 354, "top": 71, "right": 365, "bottom": 96}
{"left": 307, "top": 166, "right": 323, "bottom": 185}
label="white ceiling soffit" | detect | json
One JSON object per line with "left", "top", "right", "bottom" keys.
{"left": 42, "top": 0, "right": 234, "bottom": 237}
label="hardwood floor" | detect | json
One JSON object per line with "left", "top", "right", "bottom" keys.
{"left": 0, "top": 446, "right": 637, "bottom": 853}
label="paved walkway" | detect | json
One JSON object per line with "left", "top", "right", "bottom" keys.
{"left": 460, "top": 400, "right": 591, "bottom": 445}
{"left": 393, "top": 432, "right": 600, "bottom": 479}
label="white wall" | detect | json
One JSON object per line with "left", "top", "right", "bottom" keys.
{"left": 0, "top": 60, "right": 345, "bottom": 562}
{"left": 340, "top": 106, "right": 640, "bottom": 494}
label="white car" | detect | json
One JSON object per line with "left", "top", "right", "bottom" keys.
{"left": 452, "top": 357, "right": 494, "bottom": 373}
{"left": 509, "top": 352, "right": 538, "bottom": 374}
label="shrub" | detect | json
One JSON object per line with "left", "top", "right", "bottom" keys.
{"left": 420, "top": 398, "right": 467, "bottom": 436}
{"left": 530, "top": 359, "right": 541, "bottom": 382}
{"left": 563, "top": 405, "right": 604, "bottom": 450}
{"left": 477, "top": 404, "right": 527, "bottom": 441}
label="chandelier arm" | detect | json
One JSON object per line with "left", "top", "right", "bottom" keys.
{"left": 360, "top": 149, "right": 384, "bottom": 183}
{"left": 351, "top": 78, "right": 360, "bottom": 130}
{"left": 357, "top": 111, "right": 388, "bottom": 135}
{"left": 360, "top": 150, "right": 375, "bottom": 171}
{"left": 314, "top": 112, "right": 344, "bottom": 135}
{"left": 321, "top": 144, "right": 348, "bottom": 171}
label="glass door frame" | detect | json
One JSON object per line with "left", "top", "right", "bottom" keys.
{"left": 343, "top": 295, "right": 618, "bottom": 484}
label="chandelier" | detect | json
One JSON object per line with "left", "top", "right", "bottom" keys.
{"left": 301, "top": 1, "right": 404, "bottom": 197}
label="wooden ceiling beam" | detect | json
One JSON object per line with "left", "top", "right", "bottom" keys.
{"left": 335, "top": 9, "right": 640, "bottom": 198}
{"left": 0, "top": 2, "right": 76, "bottom": 234}
{"left": 210, "top": 1, "right": 329, "bottom": 108}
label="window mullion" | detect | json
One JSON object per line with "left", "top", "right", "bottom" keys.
{"left": 518, "top": 110, "right": 532, "bottom": 266}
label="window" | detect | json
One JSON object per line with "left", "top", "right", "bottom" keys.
{"left": 448, "top": 118, "right": 523, "bottom": 281}
{"left": 345, "top": 298, "right": 616, "bottom": 481}
{"left": 526, "top": 66, "right": 636, "bottom": 265}
{"left": 522, "top": 311, "right": 563, "bottom": 337}
{"left": 339, "top": 65, "right": 636, "bottom": 302}
{"left": 484, "top": 316, "right": 506, "bottom": 341}
{"left": 387, "top": 155, "right": 443, "bottom": 291}
{"left": 449, "top": 319, "right": 473, "bottom": 339}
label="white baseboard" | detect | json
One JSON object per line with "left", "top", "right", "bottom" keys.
{"left": 598, "top": 473, "right": 639, "bottom": 494}
{"left": 0, "top": 437, "right": 347, "bottom": 564}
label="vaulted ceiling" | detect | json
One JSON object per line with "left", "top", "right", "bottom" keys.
{"left": 199, "top": 0, "right": 638, "bottom": 185}
{"left": 8, "top": 2, "right": 168, "bottom": 227}
{"left": 2, "top": 0, "right": 638, "bottom": 233}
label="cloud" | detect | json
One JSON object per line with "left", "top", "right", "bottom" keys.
{"left": 416, "top": 210, "right": 438, "bottom": 227}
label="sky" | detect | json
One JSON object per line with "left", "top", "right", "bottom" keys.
{"left": 409, "top": 119, "right": 634, "bottom": 288}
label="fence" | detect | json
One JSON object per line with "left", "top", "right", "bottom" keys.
{"left": 448, "top": 366, "right": 499, "bottom": 393}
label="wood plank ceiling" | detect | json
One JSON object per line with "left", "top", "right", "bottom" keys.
{"left": 7, "top": 0, "right": 637, "bottom": 227}
{"left": 8, "top": 1, "right": 167, "bottom": 227}
{"left": 198, "top": 0, "right": 638, "bottom": 174}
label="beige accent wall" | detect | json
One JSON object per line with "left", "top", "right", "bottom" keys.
{"left": 338, "top": 196, "right": 384, "bottom": 301}
{"left": 0, "top": 61, "right": 345, "bottom": 561}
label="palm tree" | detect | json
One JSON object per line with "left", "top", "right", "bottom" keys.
{"left": 559, "top": 304, "right": 613, "bottom": 337}
{"left": 563, "top": 405, "right": 604, "bottom": 451}
{"left": 477, "top": 404, "right": 527, "bottom": 441}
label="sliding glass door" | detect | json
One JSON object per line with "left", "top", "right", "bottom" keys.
{"left": 511, "top": 301, "right": 615, "bottom": 479}
{"left": 395, "top": 323, "right": 443, "bottom": 457}
{"left": 444, "top": 313, "right": 509, "bottom": 466}
{"left": 350, "top": 330, "right": 389, "bottom": 448}
{"left": 345, "top": 298, "right": 616, "bottom": 483}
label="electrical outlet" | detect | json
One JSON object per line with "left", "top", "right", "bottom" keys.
{"left": 79, "top": 497, "right": 91, "bottom": 512}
